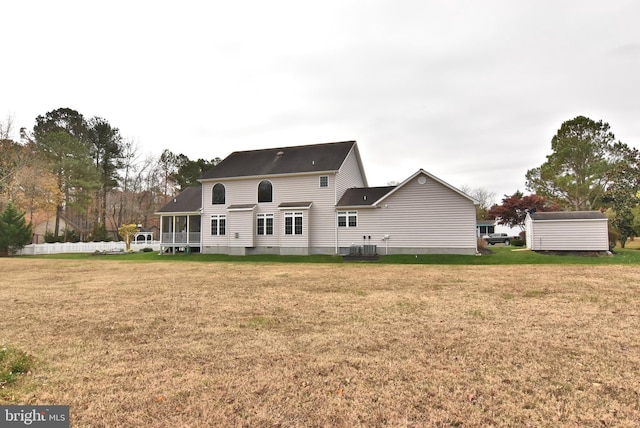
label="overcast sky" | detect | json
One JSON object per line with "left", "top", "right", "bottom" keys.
{"left": 3, "top": 0, "right": 639, "bottom": 203}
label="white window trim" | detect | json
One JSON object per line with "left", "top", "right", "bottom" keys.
{"left": 319, "top": 175, "right": 329, "bottom": 188}
{"left": 257, "top": 213, "right": 274, "bottom": 236}
{"left": 284, "top": 211, "right": 304, "bottom": 235}
{"left": 337, "top": 211, "right": 358, "bottom": 228}
{"left": 210, "top": 214, "right": 226, "bottom": 236}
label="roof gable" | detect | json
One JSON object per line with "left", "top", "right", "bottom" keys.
{"left": 336, "top": 169, "right": 477, "bottom": 208}
{"left": 200, "top": 141, "right": 357, "bottom": 180}
{"left": 375, "top": 169, "right": 478, "bottom": 206}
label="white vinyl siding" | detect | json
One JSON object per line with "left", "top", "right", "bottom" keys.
{"left": 336, "top": 175, "right": 477, "bottom": 253}
{"left": 526, "top": 216, "right": 609, "bottom": 251}
{"left": 269, "top": 174, "right": 334, "bottom": 249}
{"left": 335, "top": 147, "right": 366, "bottom": 202}
{"left": 201, "top": 173, "right": 336, "bottom": 250}
{"left": 228, "top": 209, "right": 255, "bottom": 248}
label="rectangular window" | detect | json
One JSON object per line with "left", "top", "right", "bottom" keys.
{"left": 284, "top": 212, "right": 303, "bottom": 235}
{"left": 257, "top": 213, "right": 274, "bottom": 235}
{"left": 210, "top": 215, "right": 226, "bottom": 236}
{"left": 319, "top": 176, "right": 328, "bottom": 188}
{"left": 337, "top": 211, "right": 358, "bottom": 228}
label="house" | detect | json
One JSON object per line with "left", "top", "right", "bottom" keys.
{"left": 31, "top": 214, "right": 82, "bottom": 243}
{"left": 476, "top": 219, "right": 495, "bottom": 237}
{"left": 157, "top": 141, "right": 479, "bottom": 256}
{"left": 525, "top": 211, "right": 609, "bottom": 252}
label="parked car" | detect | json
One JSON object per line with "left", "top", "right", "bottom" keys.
{"left": 483, "top": 233, "right": 513, "bottom": 246}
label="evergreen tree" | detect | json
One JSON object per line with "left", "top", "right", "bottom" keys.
{"left": 32, "top": 108, "right": 99, "bottom": 237}
{"left": 86, "top": 117, "right": 124, "bottom": 228}
{"left": 526, "top": 116, "right": 619, "bottom": 210}
{"left": 175, "top": 154, "right": 219, "bottom": 190}
{"left": 602, "top": 146, "right": 640, "bottom": 247}
{"left": 0, "top": 202, "right": 33, "bottom": 256}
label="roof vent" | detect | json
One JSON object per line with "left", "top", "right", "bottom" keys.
{"left": 363, "top": 195, "right": 367, "bottom": 201}
{"left": 276, "top": 151, "right": 284, "bottom": 157}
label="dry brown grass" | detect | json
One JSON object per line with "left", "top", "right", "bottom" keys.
{"left": 1, "top": 259, "right": 639, "bottom": 427}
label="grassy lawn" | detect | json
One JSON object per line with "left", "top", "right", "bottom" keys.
{"left": 1, "top": 258, "right": 639, "bottom": 427}
{"left": 29, "top": 241, "right": 640, "bottom": 265}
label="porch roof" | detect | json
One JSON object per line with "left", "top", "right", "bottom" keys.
{"left": 155, "top": 186, "right": 202, "bottom": 214}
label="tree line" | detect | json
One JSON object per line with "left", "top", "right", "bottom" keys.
{"left": 0, "top": 107, "right": 219, "bottom": 243}
{"left": 485, "top": 116, "right": 640, "bottom": 247}
{"left": 2, "top": 111, "right": 639, "bottom": 251}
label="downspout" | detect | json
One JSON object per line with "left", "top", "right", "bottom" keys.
{"left": 335, "top": 210, "right": 339, "bottom": 255}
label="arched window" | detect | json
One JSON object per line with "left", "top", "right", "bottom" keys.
{"left": 258, "top": 180, "right": 273, "bottom": 203}
{"left": 212, "top": 183, "right": 225, "bottom": 205}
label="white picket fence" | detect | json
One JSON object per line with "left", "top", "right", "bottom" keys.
{"left": 17, "top": 241, "right": 161, "bottom": 255}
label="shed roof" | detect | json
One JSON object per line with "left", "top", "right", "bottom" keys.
{"left": 530, "top": 211, "right": 607, "bottom": 221}
{"left": 200, "top": 141, "right": 358, "bottom": 180}
{"left": 155, "top": 186, "right": 202, "bottom": 214}
{"left": 278, "top": 201, "right": 313, "bottom": 209}
{"left": 227, "top": 204, "right": 257, "bottom": 211}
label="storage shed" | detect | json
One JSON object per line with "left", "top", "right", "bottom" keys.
{"left": 525, "top": 211, "right": 609, "bottom": 251}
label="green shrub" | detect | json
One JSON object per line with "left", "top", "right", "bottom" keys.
{"left": 62, "top": 228, "right": 81, "bottom": 243}
{"left": 0, "top": 345, "right": 32, "bottom": 386}
{"left": 44, "top": 231, "right": 61, "bottom": 243}
{"left": 91, "top": 224, "right": 112, "bottom": 242}
{"left": 0, "top": 203, "right": 33, "bottom": 255}
{"left": 512, "top": 238, "right": 525, "bottom": 247}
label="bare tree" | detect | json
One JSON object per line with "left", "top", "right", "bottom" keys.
{"left": 0, "top": 114, "right": 15, "bottom": 141}
{"left": 460, "top": 185, "right": 497, "bottom": 220}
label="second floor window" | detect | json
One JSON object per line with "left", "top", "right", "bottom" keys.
{"left": 319, "top": 176, "right": 328, "bottom": 188}
{"left": 212, "top": 183, "right": 225, "bottom": 205}
{"left": 258, "top": 180, "right": 273, "bottom": 203}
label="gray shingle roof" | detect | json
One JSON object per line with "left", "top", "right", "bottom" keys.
{"left": 200, "top": 141, "right": 357, "bottom": 180}
{"left": 278, "top": 201, "right": 313, "bottom": 208}
{"left": 530, "top": 211, "right": 607, "bottom": 220}
{"left": 336, "top": 186, "right": 396, "bottom": 207}
{"left": 155, "top": 186, "right": 202, "bottom": 213}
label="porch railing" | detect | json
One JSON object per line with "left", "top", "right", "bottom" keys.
{"left": 161, "top": 232, "right": 201, "bottom": 244}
